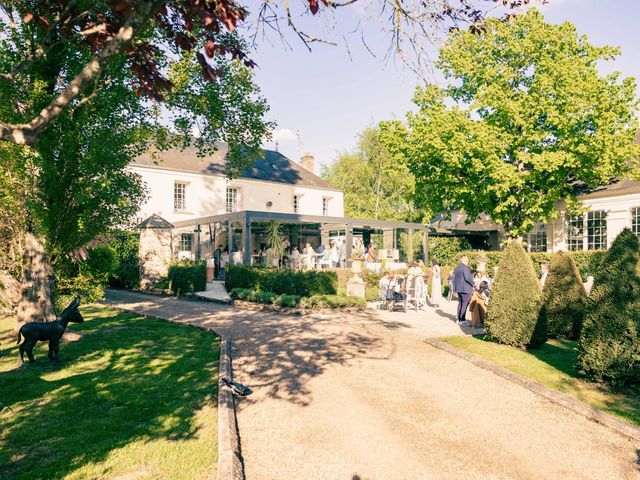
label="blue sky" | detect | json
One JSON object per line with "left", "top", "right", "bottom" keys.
{"left": 244, "top": 0, "right": 640, "bottom": 172}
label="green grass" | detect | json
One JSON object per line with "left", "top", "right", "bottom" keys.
{"left": 0, "top": 305, "right": 220, "bottom": 480}
{"left": 441, "top": 335, "right": 640, "bottom": 426}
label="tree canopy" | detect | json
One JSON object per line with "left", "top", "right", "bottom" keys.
{"left": 321, "top": 127, "right": 422, "bottom": 222}
{"left": 380, "top": 9, "right": 640, "bottom": 238}
{"left": 0, "top": 1, "right": 532, "bottom": 146}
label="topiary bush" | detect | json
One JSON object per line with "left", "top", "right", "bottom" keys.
{"left": 485, "top": 240, "right": 545, "bottom": 348}
{"left": 167, "top": 260, "right": 206, "bottom": 295}
{"left": 540, "top": 252, "right": 587, "bottom": 339}
{"left": 578, "top": 229, "right": 640, "bottom": 387}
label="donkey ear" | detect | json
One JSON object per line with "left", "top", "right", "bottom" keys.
{"left": 71, "top": 297, "right": 80, "bottom": 309}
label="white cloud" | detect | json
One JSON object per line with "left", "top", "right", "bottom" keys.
{"left": 271, "top": 128, "right": 299, "bottom": 142}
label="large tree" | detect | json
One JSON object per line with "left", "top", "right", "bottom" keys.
{"left": 380, "top": 9, "right": 640, "bottom": 238}
{"left": 0, "top": 4, "right": 272, "bottom": 323}
{"left": 321, "top": 127, "right": 422, "bottom": 222}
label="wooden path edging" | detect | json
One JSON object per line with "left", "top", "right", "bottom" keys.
{"left": 425, "top": 338, "right": 640, "bottom": 443}
{"left": 217, "top": 337, "right": 245, "bottom": 480}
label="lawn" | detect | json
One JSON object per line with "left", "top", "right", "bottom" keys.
{"left": 0, "top": 306, "right": 220, "bottom": 480}
{"left": 441, "top": 335, "right": 640, "bottom": 427}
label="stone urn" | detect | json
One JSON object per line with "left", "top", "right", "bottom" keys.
{"left": 346, "top": 260, "right": 365, "bottom": 298}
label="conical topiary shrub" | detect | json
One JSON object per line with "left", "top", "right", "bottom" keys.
{"left": 540, "top": 252, "right": 587, "bottom": 339}
{"left": 485, "top": 239, "right": 545, "bottom": 348}
{"left": 578, "top": 228, "right": 640, "bottom": 387}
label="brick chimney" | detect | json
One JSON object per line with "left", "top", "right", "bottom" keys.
{"left": 300, "top": 152, "right": 315, "bottom": 173}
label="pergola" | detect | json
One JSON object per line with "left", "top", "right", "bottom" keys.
{"left": 171, "top": 210, "right": 429, "bottom": 267}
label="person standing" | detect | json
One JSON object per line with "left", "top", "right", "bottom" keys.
{"left": 213, "top": 245, "right": 222, "bottom": 279}
{"left": 539, "top": 263, "right": 549, "bottom": 288}
{"left": 338, "top": 239, "right": 347, "bottom": 268}
{"left": 430, "top": 259, "right": 442, "bottom": 307}
{"left": 453, "top": 255, "right": 475, "bottom": 324}
{"left": 330, "top": 241, "right": 340, "bottom": 268}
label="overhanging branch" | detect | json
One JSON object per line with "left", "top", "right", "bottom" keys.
{"left": 0, "top": 3, "right": 155, "bottom": 146}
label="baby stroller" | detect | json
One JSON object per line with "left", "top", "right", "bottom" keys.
{"left": 385, "top": 276, "right": 408, "bottom": 312}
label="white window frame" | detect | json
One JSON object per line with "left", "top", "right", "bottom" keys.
{"left": 322, "top": 197, "right": 330, "bottom": 216}
{"left": 293, "top": 194, "right": 300, "bottom": 214}
{"left": 527, "top": 222, "right": 547, "bottom": 252}
{"left": 565, "top": 213, "right": 584, "bottom": 251}
{"left": 587, "top": 210, "right": 607, "bottom": 250}
{"left": 174, "top": 181, "right": 188, "bottom": 212}
{"left": 631, "top": 207, "right": 640, "bottom": 236}
{"left": 179, "top": 233, "right": 193, "bottom": 252}
{"left": 565, "top": 210, "right": 608, "bottom": 251}
{"left": 226, "top": 187, "right": 238, "bottom": 213}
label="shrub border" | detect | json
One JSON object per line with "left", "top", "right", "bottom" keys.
{"left": 232, "top": 299, "right": 367, "bottom": 314}
{"left": 425, "top": 338, "right": 640, "bottom": 442}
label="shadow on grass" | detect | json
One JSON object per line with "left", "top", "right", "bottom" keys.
{"left": 526, "top": 339, "right": 580, "bottom": 377}
{"left": 0, "top": 306, "right": 220, "bottom": 480}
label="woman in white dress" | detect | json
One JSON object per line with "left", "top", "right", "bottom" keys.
{"left": 430, "top": 259, "right": 442, "bottom": 307}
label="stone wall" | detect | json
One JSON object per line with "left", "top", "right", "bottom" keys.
{"left": 139, "top": 227, "right": 173, "bottom": 289}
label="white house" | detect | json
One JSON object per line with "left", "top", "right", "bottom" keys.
{"left": 129, "top": 144, "right": 344, "bottom": 224}
{"left": 430, "top": 179, "right": 640, "bottom": 252}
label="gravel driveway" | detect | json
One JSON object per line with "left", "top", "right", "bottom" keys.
{"left": 104, "top": 289, "right": 640, "bottom": 480}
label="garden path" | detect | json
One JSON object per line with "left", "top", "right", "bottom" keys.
{"left": 104, "top": 289, "right": 640, "bottom": 480}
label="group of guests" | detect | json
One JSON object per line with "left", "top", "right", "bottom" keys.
{"left": 452, "top": 255, "right": 492, "bottom": 328}
{"left": 378, "top": 259, "right": 444, "bottom": 309}
{"left": 452, "top": 256, "right": 596, "bottom": 329}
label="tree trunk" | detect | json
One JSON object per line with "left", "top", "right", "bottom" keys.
{"left": 15, "top": 232, "right": 56, "bottom": 330}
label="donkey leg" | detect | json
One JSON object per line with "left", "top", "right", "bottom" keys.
{"left": 48, "top": 341, "right": 55, "bottom": 361}
{"left": 18, "top": 341, "right": 26, "bottom": 364}
{"left": 26, "top": 340, "right": 37, "bottom": 363}
{"left": 50, "top": 339, "right": 61, "bottom": 363}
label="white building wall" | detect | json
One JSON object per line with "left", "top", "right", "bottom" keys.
{"left": 128, "top": 165, "right": 344, "bottom": 224}
{"left": 546, "top": 193, "right": 640, "bottom": 252}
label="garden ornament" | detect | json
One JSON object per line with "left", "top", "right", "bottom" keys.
{"left": 17, "top": 298, "right": 84, "bottom": 364}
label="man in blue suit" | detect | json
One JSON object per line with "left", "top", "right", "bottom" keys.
{"left": 453, "top": 255, "right": 475, "bottom": 324}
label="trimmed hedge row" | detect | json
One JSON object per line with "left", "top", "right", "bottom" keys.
{"left": 230, "top": 287, "right": 366, "bottom": 309}
{"left": 167, "top": 261, "right": 206, "bottom": 295}
{"left": 440, "top": 250, "right": 605, "bottom": 281}
{"left": 225, "top": 265, "right": 337, "bottom": 296}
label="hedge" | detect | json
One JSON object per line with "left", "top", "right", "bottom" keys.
{"left": 225, "top": 265, "right": 337, "bottom": 296}
{"left": 108, "top": 231, "right": 140, "bottom": 289}
{"left": 167, "top": 260, "right": 206, "bottom": 295}
{"left": 578, "top": 229, "right": 640, "bottom": 387}
{"left": 485, "top": 240, "right": 545, "bottom": 348}
{"left": 540, "top": 252, "right": 587, "bottom": 339}
{"left": 428, "top": 236, "right": 472, "bottom": 267}
{"left": 442, "top": 249, "right": 605, "bottom": 281}
{"left": 230, "top": 287, "right": 366, "bottom": 309}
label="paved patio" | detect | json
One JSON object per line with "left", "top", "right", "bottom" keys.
{"left": 104, "top": 289, "right": 640, "bottom": 480}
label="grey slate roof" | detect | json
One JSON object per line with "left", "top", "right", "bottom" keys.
{"left": 138, "top": 214, "right": 174, "bottom": 229}
{"left": 133, "top": 143, "right": 340, "bottom": 191}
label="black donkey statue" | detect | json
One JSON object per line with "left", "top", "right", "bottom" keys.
{"left": 17, "top": 298, "right": 84, "bottom": 364}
